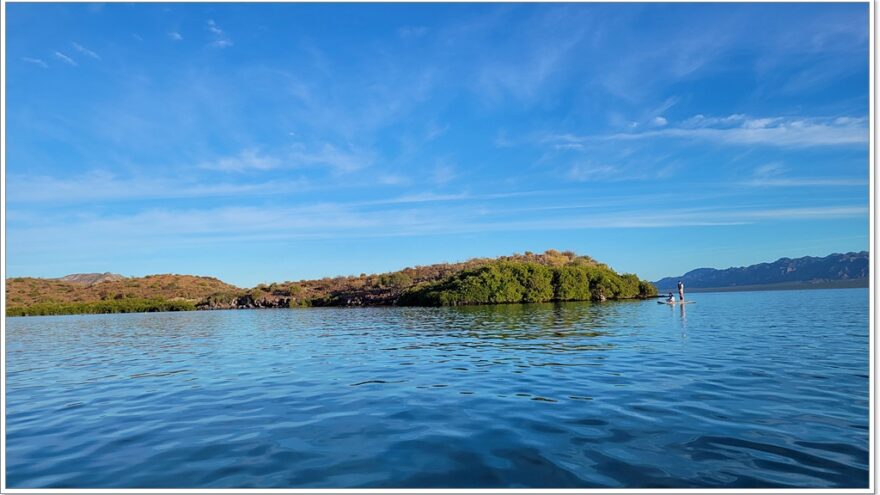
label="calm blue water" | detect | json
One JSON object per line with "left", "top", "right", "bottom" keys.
{"left": 6, "top": 288, "right": 869, "bottom": 488}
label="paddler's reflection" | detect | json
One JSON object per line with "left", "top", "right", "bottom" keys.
{"left": 679, "top": 302, "right": 687, "bottom": 329}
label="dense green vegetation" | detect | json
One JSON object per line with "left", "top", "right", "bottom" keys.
{"left": 398, "top": 260, "right": 656, "bottom": 306}
{"left": 6, "top": 298, "right": 196, "bottom": 317}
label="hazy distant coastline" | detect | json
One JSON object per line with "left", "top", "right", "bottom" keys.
{"left": 680, "top": 279, "right": 868, "bottom": 294}
{"left": 654, "top": 252, "right": 868, "bottom": 292}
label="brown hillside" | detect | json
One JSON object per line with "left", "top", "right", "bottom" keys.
{"left": 6, "top": 274, "right": 239, "bottom": 307}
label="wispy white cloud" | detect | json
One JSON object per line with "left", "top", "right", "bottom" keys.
{"left": 7, "top": 171, "right": 311, "bottom": 204}
{"left": 22, "top": 57, "right": 48, "bottom": 68}
{"left": 206, "top": 19, "right": 233, "bottom": 48}
{"left": 742, "top": 177, "right": 868, "bottom": 187}
{"left": 377, "top": 174, "right": 411, "bottom": 186}
{"left": 199, "top": 149, "right": 282, "bottom": 172}
{"left": 72, "top": 42, "right": 100, "bottom": 60}
{"left": 53, "top": 51, "right": 77, "bottom": 66}
{"left": 431, "top": 161, "right": 457, "bottom": 185}
{"left": 550, "top": 115, "right": 868, "bottom": 148}
{"left": 553, "top": 143, "right": 585, "bottom": 151}
{"left": 739, "top": 206, "right": 866, "bottom": 219}
{"left": 168, "top": 31, "right": 183, "bottom": 41}
{"left": 13, "top": 202, "right": 867, "bottom": 258}
{"left": 743, "top": 163, "right": 866, "bottom": 187}
{"left": 398, "top": 26, "right": 428, "bottom": 38}
{"left": 368, "top": 192, "right": 470, "bottom": 205}
{"left": 425, "top": 121, "right": 449, "bottom": 141}
{"left": 433, "top": 6, "right": 594, "bottom": 105}
{"left": 567, "top": 163, "right": 617, "bottom": 182}
{"left": 206, "top": 19, "right": 223, "bottom": 35}
{"left": 752, "top": 162, "right": 786, "bottom": 178}
{"left": 210, "top": 39, "right": 234, "bottom": 49}
{"left": 241, "top": 47, "right": 437, "bottom": 142}
{"left": 289, "top": 143, "right": 373, "bottom": 173}
{"left": 476, "top": 25, "right": 585, "bottom": 102}
{"left": 597, "top": 20, "right": 738, "bottom": 101}
{"left": 200, "top": 144, "right": 375, "bottom": 174}
{"left": 537, "top": 132, "right": 682, "bottom": 183}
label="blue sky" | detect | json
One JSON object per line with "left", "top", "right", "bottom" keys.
{"left": 6, "top": 3, "right": 870, "bottom": 287}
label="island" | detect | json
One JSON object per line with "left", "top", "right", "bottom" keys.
{"left": 6, "top": 250, "right": 658, "bottom": 316}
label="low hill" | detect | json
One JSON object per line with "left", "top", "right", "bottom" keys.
{"left": 6, "top": 250, "right": 656, "bottom": 316}
{"left": 56, "top": 272, "right": 126, "bottom": 285}
{"left": 7, "top": 274, "right": 240, "bottom": 310}
{"left": 654, "top": 251, "right": 868, "bottom": 292}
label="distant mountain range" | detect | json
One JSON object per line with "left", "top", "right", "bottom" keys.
{"left": 654, "top": 251, "right": 869, "bottom": 292}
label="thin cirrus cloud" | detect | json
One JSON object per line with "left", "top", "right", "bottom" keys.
{"left": 565, "top": 161, "right": 678, "bottom": 183}
{"left": 206, "top": 19, "right": 233, "bottom": 48}
{"left": 22, "top": 57, "right": 48, "bottom": 68}
{"left": 741, "top": 177, "right": 868, "bottom": 187}
{"left": 609, "top": 115, "right": 868, "bottom": 147}
{"left": 53, "top": 51, "right": 77, "bottom": 66}
{"left": 288, "top": 143, "right": 374, "bottom": 173}
{"left": 199, "top": 149, "right": 282, "bottom": 172}
{"left": 398, "top": 26, "right": 428, "bottom": 38}
{"left": 168, "top": 31, "right": 183, "bottom": 41}
{"left": 567, "top": 163, "right": 618, "bottom": 182}
{"left": 199, "top": 145, "right": 372, "bottom": 173}
{"left": 72, "top": 42, "right": 100, "bottom": 59}
{"left": 740, "top": 162, "right": 867, "bottom": 187}
{"left": 6, "top": 172, "right": 312, "bottom": 204}
{"left": 546, "top": 114, "right": 868, "bottom": 149}
{"left": 13, "top": 203, "right": 868, "bottom": 255}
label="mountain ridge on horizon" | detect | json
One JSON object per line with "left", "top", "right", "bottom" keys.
{"left": 654, "top": 251, "right": 869, "bottom": 291}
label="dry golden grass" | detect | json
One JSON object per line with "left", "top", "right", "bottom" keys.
{"left": 6, "top": 274, "right": 239, "bottom": 307}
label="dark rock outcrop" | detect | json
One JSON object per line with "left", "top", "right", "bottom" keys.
{"left": 196, "top": 294, "right": 292, "bottom": 310}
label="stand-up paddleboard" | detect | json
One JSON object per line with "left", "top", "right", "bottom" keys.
{"left": 657, "top": 300, "right": 696, "bottom": 305}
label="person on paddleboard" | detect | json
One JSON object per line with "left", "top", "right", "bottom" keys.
{"left": 677, "top": 280, "right": 684, "bottom": 301}
{"left": 666, "top": 293, "right": 675, "bottom": 303}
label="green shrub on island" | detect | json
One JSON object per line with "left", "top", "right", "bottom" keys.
{"left": 377, "top": 272, "right": 412, "bottom": 288}
{"left": 398, "top": 260, "right": 656, "bottom": 306}
{"left": 6, "top": 298, "right": 196, "bottom": 317}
